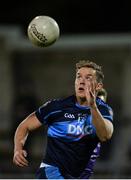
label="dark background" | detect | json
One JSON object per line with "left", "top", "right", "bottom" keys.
{"left": 1, "top": 1, "right": 131, "bottom": 179}
{"left": 1, "top": 0, "right": 131, "bottom": 34}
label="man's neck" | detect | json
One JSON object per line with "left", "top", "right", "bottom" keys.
{"left": 76, "top": 97, "right": 89, "bottom": 107}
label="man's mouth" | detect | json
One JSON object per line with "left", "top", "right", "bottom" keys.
{"left": 78, "top": 87, "right": 84, "bottom": 91}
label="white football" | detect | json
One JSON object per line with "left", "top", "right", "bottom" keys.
{"left": 27, "top": 15, "right": 60, "bottom": 47}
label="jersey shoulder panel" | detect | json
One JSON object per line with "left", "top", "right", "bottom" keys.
{"left": 96, "top": 97, "right": 113, "bottom": 122}
{"left": 35, "top": 95, "right": 75, "bottom": 124}
{"left": 35, "top": 98, "right": 61, "bottom": 124}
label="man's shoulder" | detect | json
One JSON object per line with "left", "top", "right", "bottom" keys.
{"left": 42, "top": 95, "right": 75, "bottom": 108}
{"left": 96, "top": 97, "right": 113, "bottom": 110}
{"left": 59, "top": 95, "right": 76, "bottom": 103}
{"left": 52, "top": 95, "right": 76, "bottom": 108}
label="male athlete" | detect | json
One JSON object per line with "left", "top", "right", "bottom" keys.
{"left": 13, "top": 60, "right": 114, "bottom": 179}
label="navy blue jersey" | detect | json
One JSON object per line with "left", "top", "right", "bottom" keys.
{"left": 35, "top": 95, "right": 113, "bottom": 178}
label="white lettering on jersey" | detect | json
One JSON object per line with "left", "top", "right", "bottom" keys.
{"left": 68, "top": 124, "right": 93, "bottom": 135}
{"left": 64, "top": 113, "right": 75, "bottom": 119}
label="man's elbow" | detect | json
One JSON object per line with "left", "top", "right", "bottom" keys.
{"left": 99, "top": 129, "right": 113, "bottom": 142}
{"left": 16, "top": 120, "right": 30, "bottom": 136}
{"left": 100, "top": 121, "right": 114, "bottom": 142}
{"left": 100, "top": 134, "right": 112, "bottom": 142}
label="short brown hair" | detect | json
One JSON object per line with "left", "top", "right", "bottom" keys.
{"left": 76, "top": 60, "right": 104, "bottom": 83}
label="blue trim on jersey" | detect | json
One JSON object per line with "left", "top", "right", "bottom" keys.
{"left": 47, "top": 118, "right": 96, "bottom": 142}
{"left": 45, "top": 165, "right": 64, "bottom": 179}
{"left": 44, "top": 110, "right": 62, "bottom": 120}
{"left": 103, "top": 115, "right": 112, "bottom": 120}
{"left": 75, "top": 102, "right": 90, "bottom": 110}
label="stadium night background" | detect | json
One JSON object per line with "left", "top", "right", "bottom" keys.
{"left": 0, "top": 0, "right": 131, "bottom": 178}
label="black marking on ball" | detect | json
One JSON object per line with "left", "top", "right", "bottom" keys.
{"left": 30, "top": 24, "right": 48, "bottom": 45}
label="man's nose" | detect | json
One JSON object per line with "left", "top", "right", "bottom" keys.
{"left": 80, "top": 78, "right": 85, "bottom": 84}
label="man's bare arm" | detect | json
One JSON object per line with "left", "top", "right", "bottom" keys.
{"left": 13, "top": 112, "right": 42, "bottom": 167}
{"left": 91, "top": 106, "right": 113, "bottom": 142}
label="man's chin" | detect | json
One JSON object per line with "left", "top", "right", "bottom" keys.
{"left": 76, "top": 94, "right": 86, "bottom": 100}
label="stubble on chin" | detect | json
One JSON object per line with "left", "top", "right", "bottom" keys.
{"left": 76, "top": 94, "right": 87, "bottom": 104}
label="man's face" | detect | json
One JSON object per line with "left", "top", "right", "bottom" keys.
{"left": 75, "top": 67, "right": 99, "bottom": 99}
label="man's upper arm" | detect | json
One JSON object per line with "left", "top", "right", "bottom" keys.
{"left": 21, "top": 112, "right": 42, "bottom": 131}
{"left": 104, "top": 118, "right": 114, "bottom": 138}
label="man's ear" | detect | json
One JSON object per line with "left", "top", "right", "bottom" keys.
{"left": 96, "top": 83, "right": 103, "bottom": 91}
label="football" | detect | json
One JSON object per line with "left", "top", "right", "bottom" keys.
{"left": 27, "top": 15, "right": 60, "bottom": 47}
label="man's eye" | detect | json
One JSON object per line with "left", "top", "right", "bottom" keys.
{"left": 77, "top": 76, "right": 81, "bottom": 79}
{"left": 86, "top": 77, "right": 91, "bottom": 80}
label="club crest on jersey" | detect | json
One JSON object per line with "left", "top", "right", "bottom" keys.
{"left": 67, "top": 114, "right": 94, "bottom": 137}
{"left": 64, "top": 113, "right": 75, "bottom": 119}
{"left": 78, "top": 113, "right": 87, "bottom": 123}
